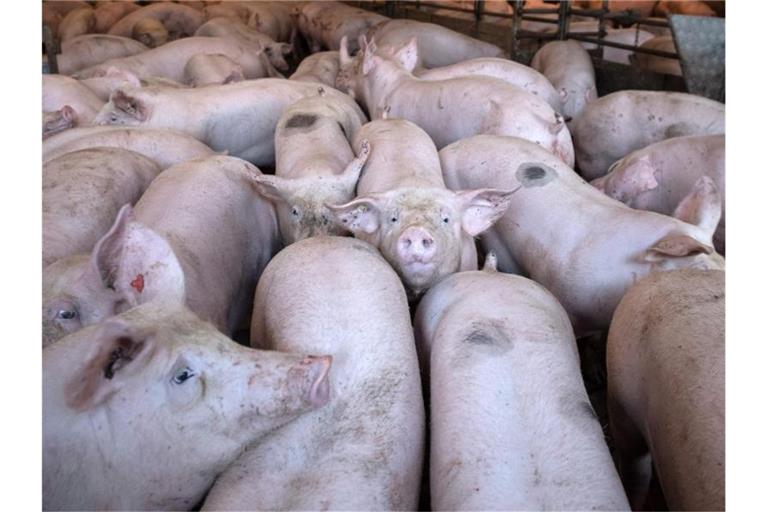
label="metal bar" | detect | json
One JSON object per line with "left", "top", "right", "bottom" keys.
{"left": 42, "top": 24, "right": 59, "bottom": 74}
{"left": 516, "top": 30, "right": 560, "bottom": 39}
{"left": 511, "top": 0, "right": 523, "bottom": 59}
{"left": 517, "top": 8, "right": 561, "bottom": 14}
{"left": 420, "top": 4, "right": 475, "bottom": 15}
{"left": 474, "top": 0, "right": 484, "bottom": 22}
{"left": 520, "top": 15, "right": 560, "bottom": 24}
{"left": 557, "top": 0, "right": 569, "bottom": 40}
{"left": 596, "top": 0, "right": 608, "bottom": 60}
{"left": 566, "top": 33, "right": 679, "bottom": 58}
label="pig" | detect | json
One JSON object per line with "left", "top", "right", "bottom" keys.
{"left": 415, "top": 256, "right": 630, "bottom": 510}
{"left": 80, "top": 67, "right": 187, "bottom": 101}
{"left": 344, "top": 38, "right": 575, "bottom": 166}
{"left": 630, "top": 36, "right": 682, "bottom": 76}
{"left": 571, "top": 90, "right": 725, "bottom": 180}
{"left": 607, "top": 269, "right": 724, "bottom": 510}
{"left": 439, "top": 135, "right": 723, "bottom": 332}
{"left": 601, "top": 28, "right": 657, "bottom": 65}
{"left": 327, "top": 119, "right": 514, "bottom": 298}
{"left": 42, "top": 155, "right": 279, "bottom": 347}
{"left": 42, "top": 74, "right": 104, "bottom": 125}
{"left": 91, "top": 79, "right": 356, "bottom": 167}
{"left": 203, "top": 2, "right": 251, "bottom": 24}
{"left": 245, "top": 1, "right": 296, "bottom": 42}
{"left": 655, "top": 0, "right": 717, "bottom": 17}
{"left": 202, "top": 236, "right": 423, "bottom": 510}
{"left": 43, "top": 126, "right": 214, "bottom": 169}
{"left": 74, "top": 36, "right": 272, "bottom": 83}
{"left": 108, "top": 2, "right": 205, "bottom": 40}
{"left": 290, "top": 51, "right": 341, "bottom": 87}
{"left": 194, "top": 17, "right": 292, "bottom": 71}
{"left": 43, "top": 0, "right": 92, "bottom": 35}
{"left": 592, "top": 134, "right": 725, "bottom": 253}
{"left": 43, "top": 301, "right": 332, "bottom": 511}
{"left": 56, "top": 34, "right": 148, "bottom": 75}
{"left": 43, "top": 148, "right": 162, "bottom": 268}
{"left": 184, "top": 53, "right": 248, "bottom": 87}
{"left": 42, "top": 106, "right": 77, "bottom": 139}
{"left": 132, "top": 17, "right": 169, "bottom": 48}
{"left": 296, "top": 1, "right": 389, "bottom": 53}
{"left": 531, "top": 40, "right": 597, "bottom": 122}
{"left": 252, "top": 95, "right": 369, "bottom": 244}
{"left": 365, "top": 19, "right": 505, "bottom": 68}
{"left": 93, "top": 1, "right": 141, "bottom": 33}
{"left": 58, "top": 6, "right": 96, "bottom": 42}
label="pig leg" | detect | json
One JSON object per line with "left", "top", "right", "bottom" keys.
{"left": 608, "top": 397, "right": 653, "bottom": 510}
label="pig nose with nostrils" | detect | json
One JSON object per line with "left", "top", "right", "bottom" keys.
{"left": 397, "top": 226, "right": 436, "bottom": 264}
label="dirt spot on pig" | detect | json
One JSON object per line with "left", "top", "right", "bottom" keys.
{"left": 285, "top": 114, "right": 318, "bottom": 129}
{"left": 516, "top": 163, "right": 557, "bottom": 187}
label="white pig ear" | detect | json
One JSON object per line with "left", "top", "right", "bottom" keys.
{"left": 326, "top": 196, "right": 381, "bottom": 235}
{"left": 251, "top": 175, "right": 293, "bottom": 204}
{"left": 111, "top": 89, "right": 148, "bottom": 121}
{"left": 65, "top": 318, "right": 156, "bottom": 411}
{"left": 644, "top": 233, "right": 714, "bottom": 262}
{"left": 105, "top": 66, "right": 141, "bottom": 88}
{"left": 340, "top": 35, "right": 351, "bottom": 66}
{"left": 623, "top": 156, "right": 659, "bottom": 193}
{"left": 672, "top": 176, "right": 722, "bottom": 238}
{"left": 336, "top": 138, "right": 371, "bottom": 192}
{"left": 457, "top": 188, "right": 516, "bottom": 236}
{"left": 393, "top": 37, "right": 419, "bottom": 72}
{"left": 362, "top": 50, "right": 381, "bottom": 76}
{"left": 90, "top": 204, "right": 186, "bottom": 308}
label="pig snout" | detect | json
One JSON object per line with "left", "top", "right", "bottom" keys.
{"left": 397, "top": 227, "right": 437, "bottom": 265}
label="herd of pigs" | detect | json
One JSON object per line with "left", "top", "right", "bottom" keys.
{"left": 41, "top": 1, "right": 725, "bottom": 510}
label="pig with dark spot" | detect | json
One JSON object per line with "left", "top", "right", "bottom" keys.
{"left": 328, "top": 119, "right": 514, "bottom": 298}
{"left": 43, "top": 148, "right": 161, "bottom": 268}
{"left": 42, "top": 155, "right": 279, "bottom": 346}
{"left": 108, "top": 2, "right": 205, "bottom": 40}
{"left": 607, "top": 269, "right": 724, "bottom": 510}
{"left": 56, "top": 34, "right": 148, "bottom": 75}
{"left": 440, "top": 135, "right": 723, "bottom": 333}
{"left": 253, "top": 95, "right": 368, "bottom": 244}
{"left": 43, "top": 301, "right": 332, "bottom": 511}
{"left": 571, "top": 90, "right": 725, "bottom": 180}
{"left": 195, "top": 17, "right": 292, "bottom": 72}
{"left": 202, "top": 236, "right": 423, "bottom": 510}
{"left": 42, "top": 106, "right": 77, "bottom": 139}
{"left": 415, "top": 256, "right": 629, "bottom": 510}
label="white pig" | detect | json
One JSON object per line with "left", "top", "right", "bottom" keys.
{"left": 245, "top": 1, "right": 296, "bottom": 42}
{"left": 531, "top": 40, "right": 597, "bottom": 122}
{"left": 195, "top": 17, "right": 292, "bottom": 72}
{"left": 253, "top": 95, "right": 369, "bottom": 244}
{"left": 184, "top": 53, "right": 248, "bottom": 87}
{"left": 43, "top": 148, "right": 161, "bottom": 267}
{"left": 296, "top": 1, "right": 389, "bottom": 53}
{"left": 415, "top": 256, "right": 629, "bottom": 510}
{"left": 43, "top": 74, "right": 104, "bottom": 125}
{"left": 79, "top": 67, "right": 187, "bottom": 101}
{"left": 327, "top": 119, "right": 514, "bottom": 298}
{"left": 592, "top": 134, "right": 725, "bottom": 253}
{"left": 290, "top": 51, "right": 341, "bottom": 87}
{"left": 439, "top": 135, "right": 723, "bottom": 332}
{"left": 56, "top": 34, "right": 148, "bottom": 75}
{"left": 43, "top": 301, "right": 332, "bottom": 511}
{"left": 607, "top": 269, "right": 724, "bottom": 510}
{"left": 202, "top": 236, "right": 423, "bottom": 510}
{"left": 108, "top": 2, "right": 205, "bottom": 40}
{"left": 571, "top": 90, "right": 725, "bottom": 180}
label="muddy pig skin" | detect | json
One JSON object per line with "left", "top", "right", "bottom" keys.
{"left": 43, "top": 148, "right": 161, "bottom": 268}
{"left": 592, "top": 134, "right": 725, "bottom": 253}
{"left": 328, "top": 119, "right": 514, "bottom": 298}
{"left": 57, "top": 34, "right": 148, "bottom": 75}
{"left": 607, "top": 269, "right": 724, "bottom": 510}
{"left": 571, "top": 90, "right": 725, "bottom": 180}
{"left": 415, "top": 256, "right": 630, "bottom": 510}
{"left": 42, "top": 156, "right": 279, "bottom": 347}
{"left": 43, "top": 301, "right": 332, "bottom": 511}
{"left": 202, "top": 236, "right": 424, "bottom": 510}
{"left": 439, "top": 135, "right": 723, "bottom": 333}
{"left": 253, "top": 95, "right": 368, "bottom": 244}
{"left": 43, "top": 125, "right": 214, "bottom": 169}
{"left": 531, "top": 40, "right": 597, "bottom": 122}
{"left": 92, "top": 79, "right": 356, "bottom": 167}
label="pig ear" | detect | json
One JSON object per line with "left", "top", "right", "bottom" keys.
{"left": 336, "top": 138, "right": 371, "bottom": 192}
{"left": 326, "top": 196, "right": 381, "bottom": 235}
{"left": 393, "top": 37, "right": 419, "bottom": 72}
{"left": 559, "top": 88, "right": 568, "bottom": 101}
{"left": 672, "top": 176, "right": 722, "bottom": 238}
{"left": 65, "top": 318, "right": 156, "bottom": 411}
{"left": 644, "top": 233, "right": 714, "bottom": 262}
{"left": 278, "top": 42, "right": 292, "bottom": 55}
{"left": 457, "top": 188, "right": 516, "bottom": 236}
{"left": 340, "top": 35, "right": 351, "bottom": 66}
{"left": 622, "top": 156, "right": 659, "bottom": 194}
{"left": 250, "top": 175, "right": 293, "bottom": 204}
{"left": 105, "top": 67, "right": 141, "bottom": 88}
{"left": 90, "top": 204, "right": 186, "bottom": 308}
{"left": 362, "top": 51, "right": 381, "bottom": 76}
{"left": 111, "top": 90, "right": 148, "bottom": 121}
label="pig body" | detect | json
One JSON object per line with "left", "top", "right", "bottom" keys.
{"left": 43, "top": 126, "right": 214, "bottom": 169}
{"left": 439, "top": 135, "right": 723, "bottom": 332}
{"left": 184, "top": 53, "right": 248, "bottom": 87}
{"left": 631, "top": 36, "right": 682, "bottom": 76}
{"left": 414, "top": 57, "right": 563, "bottom": 113}
{"left": 592, "top": 134, "right": 725, "bottom": 253}
{"left": 571, "top": 90, "right": 725, "bottom": 180}
{"left": 195, "top": 17, "right": 292, "bottom": 71}
{"left": 43, "top": 148, "right": 161, "bottom": 268}
{"left": 42, "top": 106, "right": 77, "bottom": 139}
{"left": 531, "top": 40, "right": 597, "bottom": 121}
{"left": 290, "top": 51, "right": 341, "bottom": 87}
{"left": 367, "top": 19, "right": 505, "bottom": 68}
{"left": 93, "top": 1, "right": 141, "bottom": 33}
{"left": 57, "top": 34, "right": 149, "bottom": 75}
{"left": 43, "top": 0, "right": 91, "bottom": 35}
{"left": 80, "top": 68, "right": 187, "bottom": 101}
{"left": 297, "top": 1, "right": 389, "bottom": 53}
{"left": 43, "top": 302, "right": 331, "bottom": 511}
{"left": 244, "top": 1, "right": 296, "bottom": 42}
{"left": 92, "top": 79, "right": 353, "bottom": 166}
{"left": 607, "top": 269, "right": 724, "bottom": 510}
{"left": 74, "top": 36, "right": 271, "bottom": 83}
{"left": 58, "top": 6, "right": 96, "bottom": 42}
{"left": 254, "top": 95, "right": 368, "bottom": 243}
{"left": 107, "top": 2, "right": 205, "bottom": 40}
{"left": 202, "top": 236, "right": 424, "bottom": 510}
{"left": 132, "top": 17, "right": 169, "bottom": 48}
{"left": 42, "top": 74, "right": 104, "bottom": 125}
{"left": 327, "top": 119, "right": 514, "bottom": 297}
{"left": 415, "top": 262, "right": 629, "bottom": 510}
{"left": 42, "top": 156, "right": 279, "bottom": 346}
{"left": 351, "top": 40, "right": 574, "bottom": 166}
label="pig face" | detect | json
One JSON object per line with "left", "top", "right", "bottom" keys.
{"left": 94, "top": 89, "right": 149, "bottom": 126}
{"left": 42, "top": 205, "right": 185, "bottom": 347}
{"left": 329, "top": 187, "right": 514, "bottom": 296}
{"left": 264, "top": 42, "right": 292, "bottom": 71}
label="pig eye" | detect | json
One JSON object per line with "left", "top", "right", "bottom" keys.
{"left": 109, "top": 113, "right": 118, "bottom": 123}
{"left": 172, "top": 367, "right": 196, "bottom": 385}
{"left": 291, "top": 206, "right": 300, "bottom": 218}
{"left": 56, "top": 309, "right": 77, "bottom": 320}
{"left": 442, "top": 215, "right": 450, "bottom": 224}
